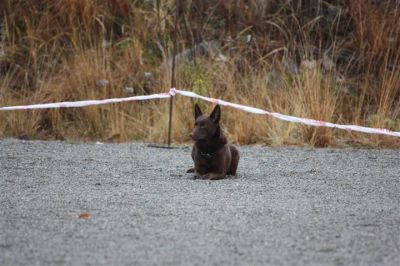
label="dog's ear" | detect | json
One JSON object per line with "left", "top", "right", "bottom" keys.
{"left": 210, "top": 105, "right": 221, "bottom": 124}
{"left": 194, "top": 104, "right": 202, "bottom": 119}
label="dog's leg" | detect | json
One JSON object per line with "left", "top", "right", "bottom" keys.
{"left": 187, "top": 146, "right": 196, "bottom": 174}
{"left": 227, "top": 145, "right": 239, "bottom": 175}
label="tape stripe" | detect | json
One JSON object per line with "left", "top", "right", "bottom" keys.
{"left": 0, "top": 93, "right": 171, "bottom": 111}
{"left": 0, "top": 88, "right": 399, "bottom": 137}
{"left": 171, "top": 88, "right": 400, "bottom": 138}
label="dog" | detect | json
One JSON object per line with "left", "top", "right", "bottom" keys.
{"left": 187, "top": 104, "right": 239, "bottom": 180}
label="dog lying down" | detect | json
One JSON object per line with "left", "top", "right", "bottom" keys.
{"left": 187, "top": 104, "right": 240, "bottom": 180}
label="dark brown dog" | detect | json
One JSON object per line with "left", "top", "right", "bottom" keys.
{"left": 187, "top": 104, "right": 239, "bottom": 180}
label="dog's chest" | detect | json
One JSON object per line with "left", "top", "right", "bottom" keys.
{"left": 195, "top": 152, "right": 214, "bottom": 163}
{"left": 194, "top": 152, "right": 215, "bottom": 170}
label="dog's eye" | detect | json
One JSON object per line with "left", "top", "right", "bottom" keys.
{"left": 200, "top": 123, "right": 207, "bottom": 128}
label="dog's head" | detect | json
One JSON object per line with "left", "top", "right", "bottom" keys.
{"left": 190, "top": 104, "right": 221, "bottom": 141}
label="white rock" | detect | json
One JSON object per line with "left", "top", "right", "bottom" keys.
{"left": 300, "top": 60, "right": 317, "bottom": 70}
{"left": 96, "top": 79, "right": 109, "bottom": 87}
{"left": 322, "top": 54, "right": 335, "bottom": 71}
{"left": 125, "top": 87, "right": 134, "bottom": 94}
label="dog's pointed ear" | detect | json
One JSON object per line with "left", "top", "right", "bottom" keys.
{"left": 210, "top": 105, "right": 221, "bottom": 124}
{"left": 194, "top": 104, "right": 202, "bottom": 119}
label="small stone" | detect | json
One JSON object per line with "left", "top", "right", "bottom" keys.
{"left": 216, "top": 53, "right": 228, "bottom": 62}
{"left": 96, "top": 79, "right": 109, "bottom": 87}
{"left": 245, "top": 34, "right": 252, "bottom": 43}
{"left": 125, "top": 87, "right": 134, "bottom": 94}
{"left": 322, "top": 54, "right": 335, "bottom": 71}
{"left": 301, "top": 60, "right": 317, "bottom": 70}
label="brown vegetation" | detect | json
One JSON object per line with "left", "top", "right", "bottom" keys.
{"left": 0, "top": 0, "right": 399, "bottom": 147}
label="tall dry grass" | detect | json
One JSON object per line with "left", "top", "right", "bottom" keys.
{"left": 0, "top": 0, "right": 399, "bottom": 147}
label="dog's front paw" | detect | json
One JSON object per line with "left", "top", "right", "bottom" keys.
{"left": 199, "top": 174, "right": 210, "bottom": 180}
{"left": 204, "top": 173, "right": 226, "bottom": 180}
{"left": 191, "top": 171, "right": 202, "bottom": 179}
{"left": 186, "top": 168, "right": 195, "bottom": 173}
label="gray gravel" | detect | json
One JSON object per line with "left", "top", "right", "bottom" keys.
{"left": 0, "top": 138, "right": 399, "bottom": 266}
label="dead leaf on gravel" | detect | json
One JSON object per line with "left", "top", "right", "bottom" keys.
{"left": 78, "top": 213, "right": 92, "bottom": 219}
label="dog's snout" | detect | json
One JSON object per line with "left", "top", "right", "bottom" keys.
{"left": 189, "top": 130, "right": 196, "bottom": 139}
{"left": 190, "top": 130, "right": 198, "bottom": 140}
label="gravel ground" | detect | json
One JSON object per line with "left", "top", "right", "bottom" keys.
{"left": 0, "top": 138, "right": 399, "bottom": 266}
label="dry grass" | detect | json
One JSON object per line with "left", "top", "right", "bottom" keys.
{"left": 0, "top": 0, "right": 399, "bottom": 147}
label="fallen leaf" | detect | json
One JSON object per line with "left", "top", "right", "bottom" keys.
{"left": 78, "top": 213, "right": 92, "bottom": 219}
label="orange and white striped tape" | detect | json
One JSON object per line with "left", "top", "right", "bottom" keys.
{"left": 1, "top": 88, "right": 399, "bottom": 138}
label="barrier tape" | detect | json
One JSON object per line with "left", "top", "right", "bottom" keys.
{"left": 0, "top": 88, "right": 399, "bottom": 138}
{"left": 170, "top": 89, "right": 400, "bottom": 138}
{"left": 0, "top": 93, "right": 170, "bottom": 110}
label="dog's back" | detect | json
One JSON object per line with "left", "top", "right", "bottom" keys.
{"left": 189, "top": 104, "right": 239, "bottom": 180}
